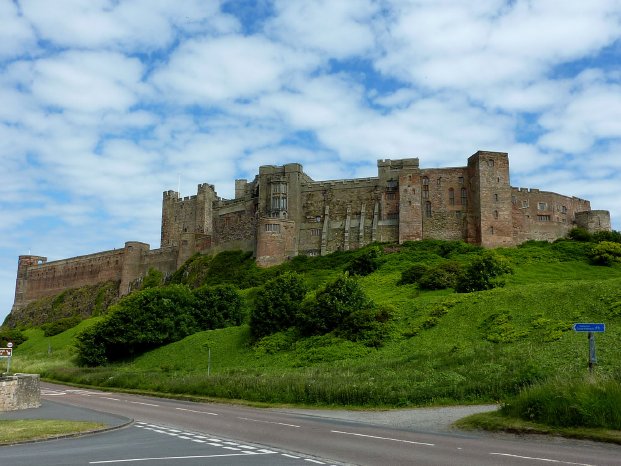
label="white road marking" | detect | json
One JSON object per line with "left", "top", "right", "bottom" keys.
{"left": 489, "top": 453, "right": 595, "bottom": 466}
{"left": 130, "top": 401, "right": 160, "bottom": 407}
{"left": 89, "top": 452, "right": 275, "bottom": 464}
{"left": 331, "top": 430, "right": 435, "bottom": 447}
{"left": 175, "top": 407, "right": 218, "bottom": 415}
{"left": 282, "top": 454, "right": 300, "bottom": 459}
{"left": 238, "top": 416, "right": 301, "bottom": 428}
{"left": 101, "top": 397, "right": 121, "bottom": 402}
{"left": 304, "top": 460, "right": 325, "bottom": 464}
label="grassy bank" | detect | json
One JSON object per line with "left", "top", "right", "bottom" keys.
{"left": 10, "top": 240, "right": 621, "bottom": 408}
{"left": 0, "top": 420, "right": 105, "bottom": 444}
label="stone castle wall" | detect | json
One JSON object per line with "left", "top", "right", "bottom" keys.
{"left": 10, "top": 150, "right": 611, "bottom": 315}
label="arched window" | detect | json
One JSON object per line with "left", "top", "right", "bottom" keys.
{"left": 422, "top": 176, "right": 429, "bottom": 199}
{"left": 448, "top": 188, "right": 455, "bottom": 206}
{"left": 425, "top": 201, "right": 432, "bottom": 218}
{"left": 461, "top": 188, "right": 467, "bottom": 206}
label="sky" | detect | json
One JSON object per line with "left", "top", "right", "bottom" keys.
{"left": 1, "top": 0, "right": 621, "bottom": 324}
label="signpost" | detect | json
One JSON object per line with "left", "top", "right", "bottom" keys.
{"left": 0, "top": 342, "right": 13, "bottom": 374}
{"left": 573, "top": 323, "right": 605, "bottom": 373}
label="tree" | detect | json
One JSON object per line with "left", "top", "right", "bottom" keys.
{"left": 345, "top": 246, "right": 382, "bottom": 276}
{"left": 455, "top": 253, "right": 513, "bottom": 293}
{"left": 250, "top": 272, "right": 308, "bottom": 339}
{"left": 192, "top": 284, "right": 244, "bottom": 329}
{"left": 588, "top": 241, "right": 621, "bottom": 266}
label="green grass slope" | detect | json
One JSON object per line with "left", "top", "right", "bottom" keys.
{"left": 10, "top": 240, "right": 621, "bottom": 408}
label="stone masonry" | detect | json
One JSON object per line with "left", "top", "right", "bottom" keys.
{"left": 10, "top": 150, "right": 611, "bottom": 313}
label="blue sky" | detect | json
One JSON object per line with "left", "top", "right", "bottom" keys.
{"left": 1, "top": 0, "right": 621, "bottom": 324}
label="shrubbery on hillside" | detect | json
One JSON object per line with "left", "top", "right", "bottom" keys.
{"left": 250, "top": 272, "right": 308, "bottom": 339}
{"left": 588, "top": 241, "right": 621, "bottom": 266}
{"left": 455, "top": 252, "right": 513, "bottom": 293}
{"left": 76, "top": 284, "right": 244, "bottom": 366}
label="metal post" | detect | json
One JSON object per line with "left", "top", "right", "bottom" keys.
{"left": 588, "top": 332, "right": 597, "bottom": 373}
{"left": 208, "top": 347, "right": 211, "bottom": 377}
{"left": 6, "top": 354, "right": 11, "bottom": 375}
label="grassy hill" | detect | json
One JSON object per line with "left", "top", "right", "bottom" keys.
{"left": 10, "top": 239, "right": 621, "bottom": 408}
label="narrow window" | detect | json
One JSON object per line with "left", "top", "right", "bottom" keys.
{"left": 448, "top": 188, "right": 455, "bottom": 206}
{"left": 458, "top": 176, "right": 464, "bottom": 185}
{"left": 494, "top": 210, "right": 499, "bottom": 219}
{"left": 494, "top": 193, "right": 499, "bottom": 202}
{"left": 422, "top": 176, "right": 429, "bottom": 199}
{"left": 538, "top": 202, "right": 547, "bottom": 211}
{"left": 310, "top": 228, "right": 321, "bottom": 236}
{"left": 425, "top": 201, "right": 432, "bottom": 218}
{"left": 461, "top": 188, "right": 467, "bottom": 206}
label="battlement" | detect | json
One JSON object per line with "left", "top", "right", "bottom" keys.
{"left": 377, "top": 158, "right": 420, "bottom": 169}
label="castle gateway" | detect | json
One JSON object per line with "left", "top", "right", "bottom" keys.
{"left": 11, "top": 151, "right": 611, "bottom": 311}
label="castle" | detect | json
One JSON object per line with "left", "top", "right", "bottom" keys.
{"left": 11, "top": 150, "right": 611, "bottom": 312}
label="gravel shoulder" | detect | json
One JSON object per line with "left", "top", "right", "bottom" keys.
{"left": 274, "top": 404, "right": 499, "bottom": 433}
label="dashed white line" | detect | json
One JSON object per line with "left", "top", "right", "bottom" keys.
{"left": 101, "top": 397, "right": 120, "bottom": 402}
{"left": 130, "top": 401, "right": 159, "bottom": 407}
{"left": 238, "top": 416, "right": 301, "bottom": 428}
{"left": 489, "top": 453, "right": 595, "bottom": 466}
{"left": 89, "top": 452, "right": 275, "bottom": 464}
{"left": 175, "top": 407, "right": 218, "bottom": 416}
{"left": 331, "top": 430, "right": 435, "bottom": 447}
{"left": 282, "top": 453, "right": 300, "bottom": 459}
{"left": 304, "top": 459, "right": 325, "bottom": 464}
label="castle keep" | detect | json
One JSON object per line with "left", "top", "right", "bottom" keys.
{"left": 11, "top": 151, "right": 611, "bottom": 312}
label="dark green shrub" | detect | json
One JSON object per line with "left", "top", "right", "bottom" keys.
{"left": 418, "top": 261, "right": 462, "bottom": 290}
{"left": 41, "top": 316, "right": 82, "bottom": 337}
{"left": 76, "top": 285, "right": 198, "bottom": 366}
{"left": 592, "top": 230, "right": 621, "bottom": 243}
{"left": 339, "top": 305, "right": 393, "bottom": 347}
{"left": 297, "top": 275, "right": 376, "bottom": 337}
{"left": 250, "top": 272, "right": 308, "bottom": 339}
{"left": 192, "top": 284, "right": 244, "bottom": 329}
{"left": 142, "top": 268, "right": 163, "bottom": 289}
{"left": 587, "top": 241, "right": 621, "bottom": 266}
{"left": 0, "top": 328, "right": 27, "bottom": 347}
{"left": 568, "top": 227, "right": 592, "bottom": 242}
{"left": 455, "top": 252, "right": 513, "bottom": 293}
{"left": 345, "top": 246, "right": 382, "bottom": 276}
{"left": 398, "top": 263, "right": 429, "bottom": 285}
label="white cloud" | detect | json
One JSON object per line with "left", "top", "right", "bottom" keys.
{"left": 151, "top": 35, "right": 319, "bottom": 104}
{"left": 30, "top": 51, "right": 144, "bottom": 113}
{"left": 266, "top": 0, "right": 379, "bottom": 58}
{"left": 20, "top": 0, "right": 239, "bottom": 51}
{"left": 0, "top": 1, "right": 36, "bottom": 60}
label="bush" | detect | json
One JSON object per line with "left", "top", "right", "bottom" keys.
{"left": 455, "top": 252, "right": 513, "bottom": 293}
{"left": 592, "top": 230, "right": 621, "bottom": 243}
{"left": 297, "top": 275, "right": 389, "bottom": 347}
{"left": 141, "top": 268, "right": 163, "bottom": 289}
{"left": 0, "top": 328, "right": 27, "bottom": 347}
{"left": 250, "top": 272, "right": 308, "bottom": 339}
{"left": 345, "top": 246, "right": 382, "bottom": 276}
{"left": 587, "top": 241, "right": 621, "bottom": 266}
{"left": 192, "top": 284, "right": 244, "bottom": 329}
{"left": 76, "top": 285, "right": 198, "bottom": 366}
{"left": 41, "top": 316, "right": 82, "bottom": 337}
{"left": 418, "top": 261, "right": 462, "bottom": 290}
{"left": 568, "top": 227, "right": 592, "bottom": 242}
{"left": 398, "top": 263, "right": 429, "bottom": 285}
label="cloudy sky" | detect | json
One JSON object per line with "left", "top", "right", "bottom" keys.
{"left": 1, "top": 0, "right": 621, "bottom": 323}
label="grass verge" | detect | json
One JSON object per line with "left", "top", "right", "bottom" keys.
{"left": 454, "top": 411, "right": 621, "bottom": 445}
{"left": 0, "top": 420, "right": 105, "bottom": 444}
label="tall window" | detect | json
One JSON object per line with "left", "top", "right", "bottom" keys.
{"left": 422, "top": 177, "right": 429, "bottom": 199}
{"left": 461, "top": 188, "right": 467, "bottom": 206}
{"left": 270, "top": 182, "right": 288, "bottom": 211}
{"left": 448, "top": 188, "right": 455, "bottom": 206}
{"left": 425, "top": 201, "right": 432, "bottom": 218}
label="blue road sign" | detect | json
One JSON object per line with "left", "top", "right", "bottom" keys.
{"left": 573, "top": 323, "right": 605, "bottom": 332}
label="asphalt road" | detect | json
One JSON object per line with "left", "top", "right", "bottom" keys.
{"left": 10, "top": 381, "right": 621, "bottom": 465}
